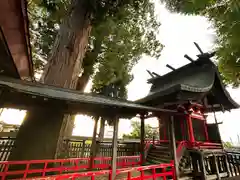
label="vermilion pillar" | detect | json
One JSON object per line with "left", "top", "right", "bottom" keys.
{"left": 187, "top": 115, "right": 195, "bottom": 143}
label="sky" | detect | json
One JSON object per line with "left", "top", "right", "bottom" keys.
{"left": 0, "top": 3, "right": 240, "bottom": 144}
{"left": 127, "top": 3, "right": 240, "bottom": 144}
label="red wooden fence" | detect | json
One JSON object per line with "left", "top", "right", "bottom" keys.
{"left": 0, "top": 156, "right": 141, "bottom": 179}
{"left": 29, "top": 162, "right": 175, "bottom": 180}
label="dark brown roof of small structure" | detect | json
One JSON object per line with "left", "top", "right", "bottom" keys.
{"left": 137, "top": 56, "right": 239, "bottom": 112}
{"left": 0, "top": 0, "right": 33, "bottom": 80}
{"left": 0, "top": 28, "right": 20, "bottom": 78}
{"left": 0, "top": 76, "right": 178, "bottom": 118}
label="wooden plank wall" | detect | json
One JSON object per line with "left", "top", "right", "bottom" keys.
{"left": 0, "top": 136, "right": 142, "bottom": 161}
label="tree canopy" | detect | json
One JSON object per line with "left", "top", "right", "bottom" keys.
{"left": 223, "top": 141, "right": 233, "bottom": 148}
{"left": 91, "top": 2, "right": 162, "bottom": 98}
{"left": 28, "top": 0, "right": 162, "bottom": 94}
{"left": 122, "top": 121, "right": 158, "bottom": 139}
{"left": 161, "top": 0, "right": 240, "bottom": 87}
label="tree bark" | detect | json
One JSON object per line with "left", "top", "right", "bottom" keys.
{"left": 10, "top": 0, "right": 93, "bottom": 161}
{"left": 9, "top": 108, "right": 65, "bottom": 161}
{"left": 76, "top": 34, "right": 104, "bottom": 91}
{"left": 41, "top": 0, "right": 92, "bottom": 88}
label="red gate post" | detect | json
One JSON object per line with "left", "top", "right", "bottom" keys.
{"left": 140, "top": 114, "right": 145, "bottom": 165}
{"left": 187, "top": 115, "right": 195, "bottom": 144}
{"left": 111, "top": 117, "right": 119, "bottom": 180}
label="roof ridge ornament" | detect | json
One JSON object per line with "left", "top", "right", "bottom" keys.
{"left": 193, "top": 42, "right": 216, "bottom": 59}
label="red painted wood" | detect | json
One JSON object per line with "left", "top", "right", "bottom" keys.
{"left": 0, "top": 156, "right": 141, "bottom": 180}
{"left": 187, "top": 115, "right": 195, "bottom": 143}
{"left": 32, "top": 162, "right": 175, "bottom": 180}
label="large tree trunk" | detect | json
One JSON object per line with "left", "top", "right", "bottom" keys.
{"left": 41, "top": 0, "right": 92, "bottom": 88}
{"left": 9, "top": 108, "right": 65, "bottom": 161}
{"left": 76, "top": 35, "right": 104, "bottom": 91}
{"left": 10, "top": 0, "right": 93, "bottom": 161}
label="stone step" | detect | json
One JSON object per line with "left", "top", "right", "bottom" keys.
{"left": 149, "top": 149, "right": 171, "bottom": 155}
{"left": 148, "top": 152, "right": 171, "bottom": 158}
{"left": 154, "top": 144, "right": 170, "bottom": 148}
{"left": 147, "top": 154, "right": 172, "bottom": 163}
{"left": 147, "top": 159, "right": 170, "bottom": 164}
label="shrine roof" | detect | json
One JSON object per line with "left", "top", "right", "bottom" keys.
{"left": 0, "top": 76, "right": 178, "bottom": 118}
{"left": 137, "top": 55, "right": 239, "bottom": 112}
{"left": 0, "top": 28, "right": 20, "bottom": 79}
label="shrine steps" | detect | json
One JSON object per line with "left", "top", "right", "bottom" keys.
{"left": 146, "top": 143, "right": 172, "bottom": 165}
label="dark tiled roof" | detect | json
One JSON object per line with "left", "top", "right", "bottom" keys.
{"left": 0, "top": 76, "right": 178, "bottom": 117}
{"left": 137, "top": 57, "right": 239, "bottom": 111}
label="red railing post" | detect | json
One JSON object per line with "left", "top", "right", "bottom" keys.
{"left": 2, "top": 163, "right": 9, "bottom": 180}
{"left": 42, "top": 162, "right": 47, "bottom": 177}
{"left": 127, "top": 171, "right": 131, "bottom": 180}
{"left": 152, "top": 168, "right": 156, "bottom": 180}
{"left": 140, "top": 169, "right": 144, "bottom": 179}
{"left": 162, "top": 167, "right": 166, "bottom": 180}
{"left": 23, "top": 163, "right": 30, "bottom": 178}
{"left": 108, "top": 171, "right": 112, "bottom": 180}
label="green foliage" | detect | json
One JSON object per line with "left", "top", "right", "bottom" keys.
{"left": 91, "top": 1, "right": 162, "bottom": 98}
{"left": 28, "top": 0, "right": 69, "bottom": 72}
{"left": 28, "top": 0, "right": 163, "bottom": 94}
{"left": 161, "top": 0, "right": 240, "bottom": 86}
{"left": 122, "top": 121, "right": 158, "bottom": 139}
{"left": 223, "top": 141, "right": 233, "bottom": 148}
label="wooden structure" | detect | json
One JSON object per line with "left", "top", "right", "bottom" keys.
{"left": 0, "top": 74, "right": 178, "bottom": 179}
{"left": 136, "top": 48, "right": 240, "bottom": 179}
{"left": 0, "top": 1, "right": 239, "bottom": 178}
{"left": 0, "top": 8, "right": 178, "bottom": 178}
{"left": 0, "top": 0, "right": 33, "bottom": 80}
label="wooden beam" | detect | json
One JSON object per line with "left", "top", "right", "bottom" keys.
{"left": 146, "top": 70, "right": 154, "bottom": 78}
{"left": 158, "top": 117, "right": 161, "bottom": 140}
{"left": 99, "top": 118, "right": 105, "bottom": 141}
{"left": 97, "top": 118, "right": 105, "bottom": 156}
{"left": 194, "top": 42, "right": 204, "bottom": 54}
{"left": 166, "top": 64, "right": 175, "bottom": 71}
{"left": 152, "top": 72, "right": 161, "bottom": 77}
{"left": 213, "top": 155, "right": 221, "bottom": 180}
{"left": 169, "top": 116, "right": 179, "bottom": 180}
{"left": 184, "top": 54, "right": 194, "bottom": 62}
{"left": 199, "top": 153, "right": 207, "bottom": 180}
{"left": 187, "top": 115, "right": 195, "bottom": 143}
{"left": 213, "top": 108, "right": 224, "bottom": 148}
{"left": 111, "top": 117, "right": 119, "bottom": 180}
{"left": 89, "top": 116, "right": 99, "bottom": 169}
{"left": 140, "top": 114, "right": 145, "bottom": 165}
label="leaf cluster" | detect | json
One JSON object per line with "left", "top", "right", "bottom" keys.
{"left": 91, "top": 0, "right": 162, "bottom": 98}
{"left": 122, "top": 121, "right": 158, "bottom": 139}
{"left": 28, "top": 0, "right": 163, "bottom": 95}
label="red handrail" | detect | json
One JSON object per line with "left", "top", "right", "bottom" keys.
{"left": 0, "top": 156, "right": 141, "bottom": 180}
{"left": 31, "top": 162, "right": 175, "bottom": 180}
